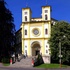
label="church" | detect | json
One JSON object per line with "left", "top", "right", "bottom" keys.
{"left": 16, "top": 5, "right": 57, "bottom": 63}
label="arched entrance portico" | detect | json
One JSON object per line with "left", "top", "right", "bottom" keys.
{"left": 31, "top": 41, "right": 41, "bottom": 56}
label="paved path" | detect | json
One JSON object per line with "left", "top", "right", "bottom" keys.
{"left": 0, "top": 57, "right": 32, "bottom": 68}
{"left": 0, "top": 67, "right": 70, "bottom": 70}
{"left": 0, "top": 62, "right": 70, "bottom": 70}
{"left": 9, "top": 57, "right": 32, "bottom": 68}
{"left": 0, "top": 63, "right": 5, "bottom": 67}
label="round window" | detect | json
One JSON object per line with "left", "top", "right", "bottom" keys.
{"left": 33, "top": 29, "right": 39, "bottom": 35}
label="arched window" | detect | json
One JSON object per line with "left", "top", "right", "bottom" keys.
{"left": 25, "top": 29, "right": 27, "bottom": 35}
{"left": 45, "top": 15, "right": 47, "bottom": 20}
{"left": 25, "top": 16, "right": 27, "bottom": 21}
{"left": 45, "top": 28, "right": 48, "bottom": 34}
{"left": 46, "top": 50, "right": 48, "bottom": 53}
{"left": 46, "top": 45, "right": 48, "bottom": 48}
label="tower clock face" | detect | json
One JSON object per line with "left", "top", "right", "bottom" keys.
{"left": 33, "top": 29, "right": 39, "bottom": 35}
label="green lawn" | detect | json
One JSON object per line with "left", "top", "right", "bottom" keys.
{"left": 36, "top": 63, "right": 68, "bottom": 68}
{"left": 3, "top": 63, "right": 10, "bottom": 66}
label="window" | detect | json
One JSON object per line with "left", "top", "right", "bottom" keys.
{"left": 25, "top": 16, "right": 27, "bottom": 21}
{"left": 25, "top": 50, "right": 27, "bottom": 56}
{"left": 46, "top": 45, "right": 48, "bottom": 48}
{"left": 45, "top": 28, "right": 48, "bottom": 34}
{"left": 25, "top": 50, "right": 27, "bottom": 53}
{"left": 46, "top": 50, "right": 48, "bottom": 53}
{"left": 25, "top": 46, "right": 27, "bottom": 48}
{"left": 45, "top": 15, "right": 47, "bottom": 20}
{"left": 45, "top": 10, "right": 48, "bottom": 13}
{"left": 25, "top": 12, "right": 27, "bottom": 15}
{"left": 33, "top": 29, "right": 39, "bottom": 35}
{"left": 25, "top": 30, "right": 27, "bottom": 35}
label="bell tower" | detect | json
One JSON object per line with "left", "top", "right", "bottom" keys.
{"left": 22, "top": 8, "right": 32, "bottom": 22}
{"left": 42, "top": 6, "right": 51, "bottom": 21}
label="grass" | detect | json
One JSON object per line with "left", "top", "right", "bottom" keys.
{"left": 36, "top": 63, "right": 68, "bottom": 68}
{"left": 3, "top": 63, "right": 10, "bottom": 66}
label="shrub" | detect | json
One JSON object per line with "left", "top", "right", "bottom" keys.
{"left": 2, "top": 57, "right": 10, "bottom": 63}
{"left": 34, "top": 54, "right": 44, "bottom": 66}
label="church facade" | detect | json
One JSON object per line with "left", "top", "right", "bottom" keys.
{"left": 16, "top": 5, "right": 56, "bottom": 63}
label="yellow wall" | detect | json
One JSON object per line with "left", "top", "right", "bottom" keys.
{"left": 21, "top": 24, "right": 24, "bottom": 54}
{"left": 21, "top": 21, "right": 51, "bottom": 56}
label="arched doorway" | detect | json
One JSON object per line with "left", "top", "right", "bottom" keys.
{"left": 31, "top": 41, "right": 41, "bottom": 56}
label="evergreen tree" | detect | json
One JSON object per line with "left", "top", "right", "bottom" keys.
{"left": 0, "top": 0, "right": 16, "bottom": 61}
{"left": 49, "top": 21, "right": 70, "bottom": 65}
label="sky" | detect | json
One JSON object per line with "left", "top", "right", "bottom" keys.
{"left": 5, "top": 0, "right": 70, "bottom": 31}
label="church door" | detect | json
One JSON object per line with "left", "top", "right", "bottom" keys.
{"left": 36, "top": 50, "right": 40, "bottom": 55}
{"left": 32, "top": 41, "right": 41, "bottom": 56}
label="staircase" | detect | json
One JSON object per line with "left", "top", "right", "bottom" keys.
{"left": 20, "top": 57, "right": 32, "bottom": 66}
{"left": 10, "top": 57, "right": 32, "bottom": 68}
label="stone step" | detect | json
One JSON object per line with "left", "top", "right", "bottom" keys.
{"left": 20, "top": 57, "right": 32, "bottom": 65}
{"left": 10, "top": 57, "right": 32, "bottom": 67}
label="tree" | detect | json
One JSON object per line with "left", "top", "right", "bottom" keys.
{"left": 0, "top": 0, "right": 16, "bottom": 62}
{"left": 49, "top": 21, "right": 70, "bottom": 65}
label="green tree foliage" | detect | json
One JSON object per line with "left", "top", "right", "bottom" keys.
{"left": 0, "top": 0, "right": 16, "bottom": 61}
{"left": 49, "top": 21, "right": 70, "bottom": 65}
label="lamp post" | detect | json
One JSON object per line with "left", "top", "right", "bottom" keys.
{"left": 59, "top": 39, "right": 62, "bottom": 68}
{"left": 59, "top": 35, "right": 66, "bottom": 68}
